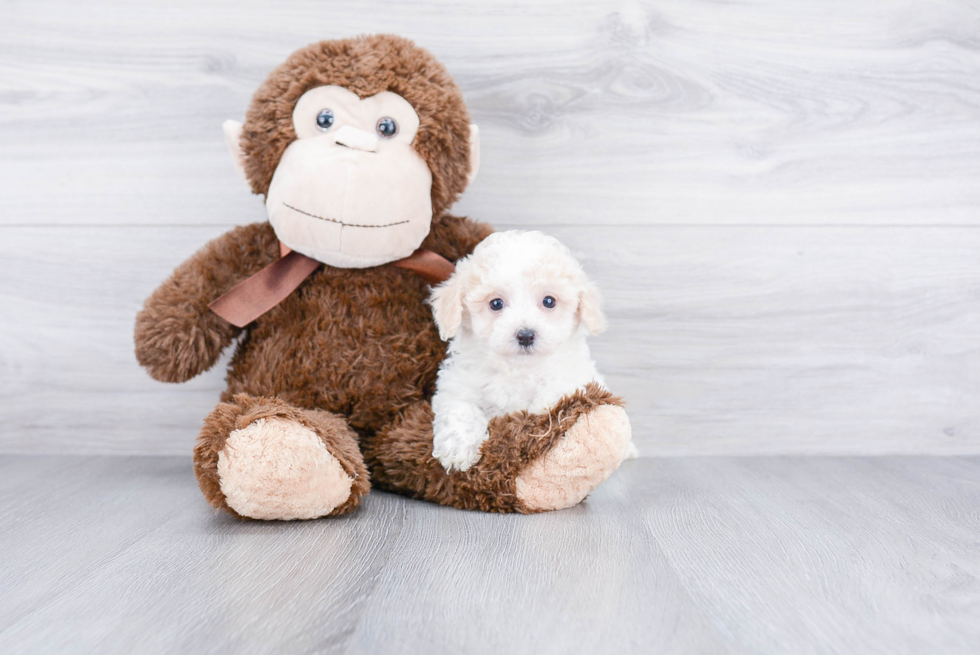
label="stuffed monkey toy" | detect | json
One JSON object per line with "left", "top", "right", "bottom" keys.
{"left": 134, "top": 35, "right": 632, "bottom": 520}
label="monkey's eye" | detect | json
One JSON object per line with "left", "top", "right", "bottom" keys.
{"left": 316, "top": 109, "right": 335, "bottom": 130}
{"left": 542, "top": 296, "right": 556, "bottom": 309}
{"left": 489, "top": 298, "right": 505, "bottom": 311}
{"left": 376, "top": 117, "right": 398, "bottom": 138}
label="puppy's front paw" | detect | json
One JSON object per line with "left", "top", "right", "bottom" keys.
{"left": 431, "top": 398, "right": 490, "bottom": 472}
{"left": 433, "top": 437, "right": 484, "bottom": 472}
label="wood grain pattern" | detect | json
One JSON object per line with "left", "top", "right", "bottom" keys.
{"left": 1, "top": 0, "right": 979, "bottom": 456}
{"left": 1, "top": 224, "right": 978, "bottom": 456}
{"left": 0, "top": 455, "right": 977, "bottom": 653}
{"left": 0, "top": 0, "right": 978, "bottom": 226}
{"left": 0, "top": 456, "right": 408, "bottom": 654}
{"left": 2, "top": 5, "right": 977, "bottom": 651}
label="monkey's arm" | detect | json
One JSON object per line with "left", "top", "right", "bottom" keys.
{"left": 422, "top": 213, "right": 494, "bottom": 262}
{"left": 134, "top": 222, "right": 279, "bottom": 383}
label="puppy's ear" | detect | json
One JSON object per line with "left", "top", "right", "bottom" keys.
{"left": 429, "top": 275, "right": 465, "bottom": 341}
{"left": 578, "top": 281, "right": 607, "bottom": 335}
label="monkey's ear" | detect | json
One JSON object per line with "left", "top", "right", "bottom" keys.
{"left": 466, "top": 124, "right": 480, "bottom": 187}
{"left": 222, "top": 119, "right": 249, "bottom": 185}
{"left": 429, "top": 274, "right": 465, "bottom": 341}
{"left": 578, "top": 281, "right": 607, "bottom": 335}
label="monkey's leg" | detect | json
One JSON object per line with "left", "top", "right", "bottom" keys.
{"left": 193, "top": 394, "right": 370, "bottom": 520}
{"left": 363, "top": 383, "right": 631, "bottom": 513}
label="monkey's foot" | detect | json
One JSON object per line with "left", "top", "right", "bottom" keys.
{"left": 217, "top": 417, "right": 351, "bottom": 520}
{"left": 194, "top": 395, "right": 369, "bottom": 520}
{"left": 515, "top": 404, "right": 632, "bottom": 512}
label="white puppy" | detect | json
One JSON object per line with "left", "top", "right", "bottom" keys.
{"left": 429, "top": 230, "right": 629, "bottom": 472}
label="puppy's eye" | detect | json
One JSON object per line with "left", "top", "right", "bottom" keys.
{"left": 542, "top": 296, "right": 556, "bottom": 309}
{"left": 489, "top": 298, "right": 505, "bottom": 311}
{"left": 316, "top": 109, "right": 335, "bottom": 130}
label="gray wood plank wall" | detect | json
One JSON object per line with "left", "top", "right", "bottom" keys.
{"left": 2, "top": 0, "right": 979, "bottom": 455}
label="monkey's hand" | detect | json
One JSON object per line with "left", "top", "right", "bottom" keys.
{"left": 134, "top": 222, "right": 279, "bottom": 383}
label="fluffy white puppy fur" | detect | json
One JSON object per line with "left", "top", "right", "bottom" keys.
{"left": 428, "top": 230, "right": 635, "bottom": 472}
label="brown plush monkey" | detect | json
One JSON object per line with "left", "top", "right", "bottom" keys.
{"left": 134, "top": 35, "right": 632, "bottom": 520}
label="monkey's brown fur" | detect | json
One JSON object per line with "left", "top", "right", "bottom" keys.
{"left": 134, "top": 35, "right": 626, "bottom": 517}
{"left": 194, "top": 393, "right": 371, "bottom": 518}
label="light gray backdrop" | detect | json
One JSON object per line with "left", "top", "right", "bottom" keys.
{"left": 2, "top": 0, "right": 979, "bottom": 455}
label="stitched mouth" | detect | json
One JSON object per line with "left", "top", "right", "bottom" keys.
{"left": 283, "top": 203, "right": 409, "bottom": 229}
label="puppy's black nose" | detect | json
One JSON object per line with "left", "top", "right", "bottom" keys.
{"left": 516, "top": 328, "right": 535, "bottom": 347}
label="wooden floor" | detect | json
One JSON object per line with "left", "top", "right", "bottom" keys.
{"left": 1, "top": 455, "right": 977, "bottom": 654}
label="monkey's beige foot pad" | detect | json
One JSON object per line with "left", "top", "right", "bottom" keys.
{"left": 516, "top": 405, "right": 632, "bottom": 512}
{"left": 217, "top": 417, "right": 353, "bottom": 520}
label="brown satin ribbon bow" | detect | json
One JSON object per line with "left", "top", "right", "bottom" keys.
{"left": 208, "top": 243, "right": 456, "bottom": 328}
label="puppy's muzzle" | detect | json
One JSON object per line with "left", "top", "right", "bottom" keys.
{"left": 516, "top": 328, "right": 535, "bottom": 348}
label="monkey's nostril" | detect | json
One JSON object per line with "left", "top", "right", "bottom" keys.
{"left": 516, "top": 328, "right": 535, "bottom": 347}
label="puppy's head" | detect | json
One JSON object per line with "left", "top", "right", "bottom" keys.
{"left": 429, "top": 230, "right": 606, "bottom": 357}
